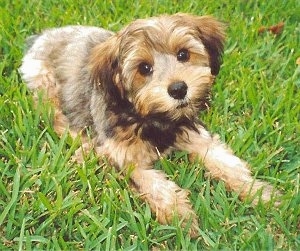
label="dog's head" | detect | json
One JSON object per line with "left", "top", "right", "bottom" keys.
{"left": 90, "top": 14, "right": 225, "bottom": 121}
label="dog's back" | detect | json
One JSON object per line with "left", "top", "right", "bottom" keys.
{"left": 20, "top": 26, "right": 113, "bottom": 91}
{"left": 20, "top": 26, "right": 114, "bottom": 133}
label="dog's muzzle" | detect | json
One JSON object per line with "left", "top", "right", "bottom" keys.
{"left": 168, "top": 81, "right": 188, "bottom": 100}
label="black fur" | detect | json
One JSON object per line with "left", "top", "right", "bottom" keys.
{"left": 199, "top": 31, "right": 224, "bottom": 76}
{"left": 105, "top": 100, "right": 199, "bottom": 152}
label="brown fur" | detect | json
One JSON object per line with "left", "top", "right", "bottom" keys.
{"left": 20, "top": 14, "right": 280, "bottom": 237}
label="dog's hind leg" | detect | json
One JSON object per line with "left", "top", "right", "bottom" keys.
{"left": 19, "top": 36, "right": 80, "bottom": 139}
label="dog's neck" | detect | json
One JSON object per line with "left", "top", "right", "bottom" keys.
{"left": 138, "top": 114, "right": 199, "bottom": 152}
{"left": 105, "top": 99, "right": 200, "bottom": 152}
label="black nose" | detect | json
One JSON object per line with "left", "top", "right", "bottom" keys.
{"left": 167, "top": 81, "right": 188, "bottom": 100}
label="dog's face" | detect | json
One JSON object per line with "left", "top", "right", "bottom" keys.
{"left": 90, "top": 14, "right": 225, "bottom": 121}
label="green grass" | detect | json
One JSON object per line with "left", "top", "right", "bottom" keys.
{"left": 1, "top": 0, "right": 299, "bottom": 249}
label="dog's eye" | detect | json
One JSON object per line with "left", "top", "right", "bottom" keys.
{"left": 177, "top": 49, "right": 190, "bottom": 62}
{"left": 138, "top": 62, "right": 153, "bottom": 76}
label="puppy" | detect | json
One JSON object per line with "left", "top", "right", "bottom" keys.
{"left": 20, "top": 13, "right": 280, "bottom": 237}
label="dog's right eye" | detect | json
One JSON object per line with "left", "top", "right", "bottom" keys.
{"left": 138, "top": 62, "right": 153, "bottom": 76}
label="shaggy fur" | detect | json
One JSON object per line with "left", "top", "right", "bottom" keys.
{"left": 20, "top": 13, "right": 280, "bottom": 237}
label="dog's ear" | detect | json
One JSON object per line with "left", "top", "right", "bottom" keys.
{"left": 195, "top": 16, "right": 226, "bottom": 76}
{"left": 89, "top": 36, "right": 125, "bottom": 100}
{"left": 179, "top": 14, "right": 226, "bottom": 76}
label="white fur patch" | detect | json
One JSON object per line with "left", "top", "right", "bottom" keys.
{"left": 211, "top": 145, "right": 243, "bottom": 167}
{"left": 209, "top": 144, "right": 252, "bottom": 182}
{"left": 19, "top": 57, "right": 47, "bottom": 89}
{"left": 20, "top": 57, "right": 42, "bottom": 78}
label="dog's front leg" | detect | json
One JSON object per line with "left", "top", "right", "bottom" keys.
{"left": 92, "top": 141, "right": 199, "bottom": 237}
{"left": 129, "top": 167, "right": 199, "bottom": 237}
{"left": 176, "top": 125, "right": 280, "bottom": 204}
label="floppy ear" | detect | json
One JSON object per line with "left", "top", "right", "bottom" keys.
{"left": 195, "top": 16, "right": 226, "bottom": 75}
{"left": 179, "top": 14, "right": 226, "bottom": 75}
{"left": 89, "top": 36, "right": 125, "bottom": 101}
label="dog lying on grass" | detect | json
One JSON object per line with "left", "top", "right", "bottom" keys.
{"left": 20, "top": 13, "right": 280, "bottom": 237}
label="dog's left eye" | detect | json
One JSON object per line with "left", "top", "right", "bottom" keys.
{"left": 177, "top": 49, "right": 190, "bottom": 62}
{"left": 138, "top": 62, "right": 153, "bottom": 76}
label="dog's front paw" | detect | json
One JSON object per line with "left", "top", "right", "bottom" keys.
{"left": 244, "top": 179, "right": 282, "bottom": 206}
{"left": 154, "top": 188, "right": 200, "bottom": 238}
{"left": 131, "top": 168, "right": 199, "bottom": 237}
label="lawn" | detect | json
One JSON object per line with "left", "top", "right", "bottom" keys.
{"left": 0, "top": 0, "right": 299, "bottom": 250}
